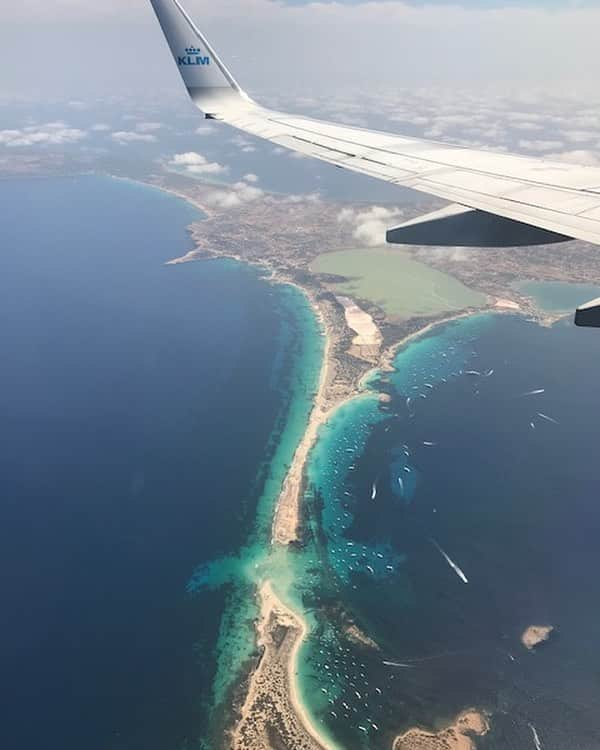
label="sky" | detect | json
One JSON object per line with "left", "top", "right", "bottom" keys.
{"left": 1, "top": 0, "right": 600, "bottom": 101}
{"left": 1, "top": 0, "right": 600, "bottom": 208}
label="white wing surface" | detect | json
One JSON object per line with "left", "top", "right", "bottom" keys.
{"left": 149, "top": 0, "right": 600, "bottom": 247}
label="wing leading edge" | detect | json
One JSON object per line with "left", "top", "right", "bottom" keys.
{"left": 149, "top": 0, "right": 600, "bottom": 247}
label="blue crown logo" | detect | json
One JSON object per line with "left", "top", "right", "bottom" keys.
{"left": 178, "top": 46, "right": 210, "bottom": 66}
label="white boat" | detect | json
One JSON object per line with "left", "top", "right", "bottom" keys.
{"left": 431, "top": 538, "right": 468, "bottom": 584}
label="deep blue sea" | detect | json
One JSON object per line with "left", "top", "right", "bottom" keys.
{"left": 0, "top": 176, "right": 320, "bottom": 750}
{"left": 300, "top": 313, "right": 600, "bottom": 750}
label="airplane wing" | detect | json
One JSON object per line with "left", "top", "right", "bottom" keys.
{"left": 148, "top": 0, "right": 600, "bottom": 250}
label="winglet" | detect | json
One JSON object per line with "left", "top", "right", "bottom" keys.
{"left": 148, "top": 0, "right": 253, "bottom": 117}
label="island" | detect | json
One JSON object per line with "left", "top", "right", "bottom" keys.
{"left": 5, "top": 149, "right": 592, "bottom": 749}
{"left": 233, "top": 582, "right": 324, "bottom": 750}
{"left": 393, "top": 711, "right": 490, "bottom": 750}
{"left": 147, "top": 170, "right": 579, "bottom": 750}
{"left": 521, "top": 625, "right": 555, "bottom": 651}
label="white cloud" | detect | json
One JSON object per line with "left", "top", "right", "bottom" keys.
{"left": 338, "top": 205, "right": 404, "bottom": 247}
{"left": 195, "top": 125, "right": 217, "bottom": 136}
{"left": 420, "top": 247, "right": 471, "bottom": 263}
{"left": 562, "top": 130, "right": 597, "bottom": 144}
{"left": 545, "top": 149, "right": 600, "bottom": 167}
{"left": 33, "top": 120, "right": 67, "bottom": 130}
{"left": 510, "top": 121, "right": 545, "bottom": 132}
{"left": 111, "top": 130, "right": 157, "bottom": 144}
{"left": 243, "top": 173, "right": 259, "bottom": 183}
{"left": 135, "top": 121, "right": 163, "bottom": 133}
{"left": 203, "top": 180, "right": 264, "bottom": 209}
{"left": 230, "top": 134, "right": 257, "bottom": 153}
{"left": 169, "top": 151, "right": 228, "bottom": 175}
{"left": 0, "top": 122, "right": 87, "bottom": 147}
{"left": 518, "top": 139, "right": 565, "bottom": 152}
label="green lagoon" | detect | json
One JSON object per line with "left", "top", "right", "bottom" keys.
{"left": 311, "top": 248, "right": 485, "bottom": 320}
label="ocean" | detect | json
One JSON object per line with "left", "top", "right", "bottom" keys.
{"left": 0, "top": 176, "right": 322, "bottom": 750}
{"left": 5, "top": 174, "right": 600, "bottom": 750}
{"left": 299, "top": 313, "right": 600, "bottom": 750}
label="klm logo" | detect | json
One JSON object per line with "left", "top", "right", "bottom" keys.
{"left": 178, "top": 46, "right": 210, "bottom": 66}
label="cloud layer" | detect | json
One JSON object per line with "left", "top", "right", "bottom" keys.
{"left": 338, "top": 206, "right": 405, "bottom": 247}
{"left": 169, "top": 151, "right": 229, "bottom": 175}
{"left": 111, "top": 130, "right": 157, "bottom": 144}
{"left": 0, "top": 122, "right": 87, "bottom": 147}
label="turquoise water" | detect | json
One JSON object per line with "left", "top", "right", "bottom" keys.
{"left": 295, "top": 311, "right": 600, "bottom": 749}
{"left": 187, "top": 282, "right": 325, "bottom": 732}
{"left": 9, "top": 173, "right": 600, "bottom": 750}
{"left": 292, "top": 314, "right": 499, "bottom": 747}
{"left": 514, "top": 280, "right": 600, "bottom": 312}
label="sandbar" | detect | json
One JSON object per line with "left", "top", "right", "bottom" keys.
{"left": 232, "top": 581, "right": 329, "bottom": 750}
{"left": 271, "top": 302, "right": 335, "bottom": 546}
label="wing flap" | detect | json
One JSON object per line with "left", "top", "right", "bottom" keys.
{"left": 387, "top": 205, "right": 570, "bottom": 247}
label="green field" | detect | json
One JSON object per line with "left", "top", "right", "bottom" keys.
{"left": 311, "top": 248, "right": 486, "bottom": 320}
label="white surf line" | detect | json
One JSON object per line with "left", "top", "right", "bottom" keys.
{"left": 520, "top": 388, "right": 545, "bottom": 397}
{"left": 431, "top": 538, "right": 469, "bottom": 584}
{"left": 529, "top": 723, "right": 543, "bottom": 750}
{"left": 537, "top": 412, "right": 559, "bottom": 425}
{"left": 382, "top": 660, "right": 415, "bottom": 669}
{"left": 371, "top": 481, "right": 378, "bottom": 501}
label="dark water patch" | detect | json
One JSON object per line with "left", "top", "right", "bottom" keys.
{"left": 305, "top": 314, "right": 600, "bottom": 749}
{"left": 0, "top": 176, "right": 314, "bottom": 750}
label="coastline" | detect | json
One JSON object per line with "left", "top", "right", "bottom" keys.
{"left": 5, "top": 170, "right": 596, "bottom": 749}
{"left": 393, "top": 710, "right": 491, "bottom": 750}
{"left": 271, "top": 292, "right": 334, "bottom": 546}
{"left": 119, "top": 173, "right": 499, "bottom": 749}
{"left": 232, "top": 581, "right": 337, "bottom": 750}
{"left": 270, "top": 284, "right": 379, "bottom": 547}
{"left": 242, "top": 299, "right": 496, "bottom": 750}
{"left": 109, "top": 174, "right": 218, "bottom": 222}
